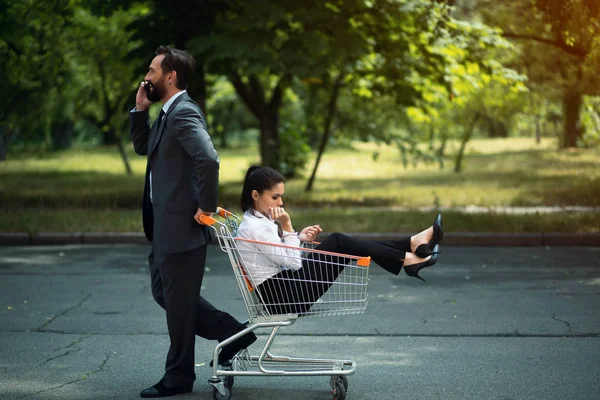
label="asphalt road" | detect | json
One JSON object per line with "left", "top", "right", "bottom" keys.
{"left": 1, "top": 244, "right": 599, "bottom": 400}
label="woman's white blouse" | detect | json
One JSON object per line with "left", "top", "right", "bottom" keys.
{"left": 236, "top": 210, "right": 302, "bottom": 286}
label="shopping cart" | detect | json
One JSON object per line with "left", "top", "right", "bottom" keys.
{"left": 198, "top": 208, "right": 371, "bottom": 400}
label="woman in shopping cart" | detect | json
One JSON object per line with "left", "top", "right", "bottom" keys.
{"left": 236, "top": 165, "right": 443, "bottom": 315}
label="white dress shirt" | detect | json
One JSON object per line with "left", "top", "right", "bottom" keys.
{"left": 161, "top": 89, "right": 186, "bottom": 115}
{"left": 236, "top": 209, "right": 302, "bottom": 286}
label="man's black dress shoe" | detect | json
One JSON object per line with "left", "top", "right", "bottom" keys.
{"left": 139, "top": 379, "right": 192, "bottom": 398}
{"left": 210, "top": 331, "right": 257, "bottom": 367}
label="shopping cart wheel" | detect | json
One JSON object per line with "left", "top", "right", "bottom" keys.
{"left": 330, "top": 376, "right": 348, "bottom": 391}
{"left": 339, "top": 376, "right": 349, "bottom": 390}
{"left": 331, "top": 381, "right": 346, "bottom": 400}
{"left": 212, "top": 386, "right": 232, "bottom": 400}
{"left": 224, "top": 375, "right": 234, "bottom": 388}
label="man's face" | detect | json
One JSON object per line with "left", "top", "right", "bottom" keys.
{"left": 144, "top": 55, "right": 169, "bottom": 102}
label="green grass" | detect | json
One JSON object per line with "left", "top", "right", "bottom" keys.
{"left": 1, "top": 207, "right": 599, "bottom": 234}
{"left": 1, "top": 137, "right": 599, "bottom": 233}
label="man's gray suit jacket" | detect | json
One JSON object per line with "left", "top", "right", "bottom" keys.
{"left": 130, "top": 92, "right": 219, "bottom": 255}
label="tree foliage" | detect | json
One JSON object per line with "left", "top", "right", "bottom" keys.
{"left": 3, "top": 0, "right": 596, "bottom": 183}
{"left": 0, "top": 0, "right": 76, "bottom": 148}
{"left": 187, "top": 0, "right": 520, "bottom": 182}
{"left": 0, "top": 0, "right": 147, "bottom": 172}
{"left": 476, "top": 0, "right": 600, "bottom": 148}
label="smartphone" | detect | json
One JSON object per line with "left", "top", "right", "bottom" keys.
{"left": 143, "top": 80, "right": 154, "bottom": 94}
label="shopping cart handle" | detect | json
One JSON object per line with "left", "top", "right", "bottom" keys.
{"left": 196, "top": 213, "right": 218, "bottom": 226}
{"left": 195, "top": 207, "right": 236, "bottom": 226}
{"left": 216, "top": 207, "right": 232, "bottom": 218}
{"left": 357, "top": 256, "right": 371, "bottom": 267}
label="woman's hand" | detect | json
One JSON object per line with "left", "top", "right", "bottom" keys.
{"left": 299, "top": 224, "right": 322, "bottom": 242}
{"left": 269, "top": 207, "right": 293, "bottom": 232}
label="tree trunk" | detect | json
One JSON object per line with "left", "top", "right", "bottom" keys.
{"left": 222, "top": 103, "right": 235, "bottom": 149}
{"left": 259, "top": 112, "right": 280, "bottom": 168}
{"left": 229, "top": 73, "right": 289, "bottom": 168}
{"left": 562, "top": 90, "right": 583, "bottom": 148}
{"left": 454, "top": 113, "right": 481, "bottom": 173}
{"left": 51, "top": 119, "right": 74, "bottom": 151}
{"left": 437, "top": 136, "right": 447, "bottom": 170}
{"left": 97, "top": 61, "right": 119, "bottom": 146}
{"left": 305, "top": 84, "right": 321, "bottom": 148}
{"left": 0, "top": 130, "right": 5, "bottom": 161}
{"left": 305, "top": 73, "right": 343, "bottom": 192}
{"left": 486, "top": 117, "right": 508, "bottom": 138}
{"left": 428, "top": 123, "right": 435, "bottom": 150}
{"left": 541, "top": 121, "right": 546, "bottom": 139}
{"left": 97, "top": 111, "right": 132, "bottom": 175}
{"left": 535, "top": 115, "right": 541, "bottom": 144}
{"left": 116, "top": 137, "right": 133, "bottom": 175}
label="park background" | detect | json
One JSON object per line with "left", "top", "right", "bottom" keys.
{"left": 1, "top": 0, "right": 599, "bottom": 235}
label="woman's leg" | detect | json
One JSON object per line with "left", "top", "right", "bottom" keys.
{"left": 256, "top": 269, "right": 314, "bottom": 314}
{"left": 316, "top": 232, "right": 406, "bottom": 275}
{"left": 375, "top": 225, "right": 434, "bottom": 253}
{"left": 256, "top": 232, "right": 414, "bottom": 315}
{"left": 372, "top": 238, "right": 412, "bottom": 252}
{"left": 256, "top": 233, "right": 370, "bottom": 314}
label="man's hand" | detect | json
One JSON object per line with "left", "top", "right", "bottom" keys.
{"left": 194, "top": 208, "right": 213, "bottom": 225}
{"left": 299, "top": 224, "right": 322, "bottom": 242}
{"left": 135, "top": 81, "right": 152, "bottom": 111}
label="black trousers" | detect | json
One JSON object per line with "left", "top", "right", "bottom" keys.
{"left": 149, "top": 245, "right": 246, "bottom": 388}
{"left": 256, "top": 232, "right": 411, "bottom": 314}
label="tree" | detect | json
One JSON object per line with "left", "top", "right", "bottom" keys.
{"left": 69, "top": 5, "right": 149, "bottom": 174}
{"left": 205, "top": 77, "right": 256, "bottom": 149}
{"left": 188, "top": 1, "right": 296, "bottom": 169}
{"left": 475, "top": 0, "right": 600, "bottom": 148}
{"left": 127, "top": 0, "right": 228, "bottom": 115}
{"left": 0, "top": 0, "right": 77, "bottom": 158}
{"left": 301, "top": 1, "right": 526, "bottom": 181}
{"left": 0, "top": 0, "right": 148, "bottom": 174}
{"left": 407, "top": 51, "right": 528, "bottom": 173}
{"left": 190, "top": 0, "right": 520, "bottom": 182}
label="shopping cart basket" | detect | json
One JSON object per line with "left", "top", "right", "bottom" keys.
{"left": 198, "top": 208, "right": 371, "bottom": 400}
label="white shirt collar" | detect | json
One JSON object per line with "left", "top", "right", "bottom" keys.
{"left": 162, "top": 90, "right": 186, "bottom": 114}
{"left": 247, "top": 208, "right": 272, "bottom": 221}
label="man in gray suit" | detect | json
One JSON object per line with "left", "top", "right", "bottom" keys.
{"left": 131, "top": 46, "right": 256, "bottom": 398}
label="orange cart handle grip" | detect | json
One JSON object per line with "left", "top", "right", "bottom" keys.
{"left": 196, "top": 213, "right": 218, "bottom": 226}
{"left": 216, "top": 207, "right": 232, "bottom": 218}
{"left": 195, "top": 207, "right": 233, "bottom": 226}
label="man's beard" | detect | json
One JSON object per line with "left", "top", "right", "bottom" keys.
{"left": 144, "top": 80, "right": 165, "bottom": 103}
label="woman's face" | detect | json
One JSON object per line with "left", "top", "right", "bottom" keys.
{"left": 253, "top": 182, "right": 285, "bottom": 217}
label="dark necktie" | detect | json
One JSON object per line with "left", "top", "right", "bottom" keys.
{"left": 156, "top": 109, "right": 165, "bottom": 131}
{"left": 148, "top": 109, "right": 166, "bottom": 204}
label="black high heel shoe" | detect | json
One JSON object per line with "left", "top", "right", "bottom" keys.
{"left": 414, "top": 213, "right": 443, "bottom": 258}
{"left": 403, "top": 244, "right": 440, "bottom": 282}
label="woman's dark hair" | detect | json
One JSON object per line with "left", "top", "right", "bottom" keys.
{"left": 241, "top": 166, "right": 285, "bottom": 212}
{"left": 155, "top": 45, "right": 196, "bottom": 90}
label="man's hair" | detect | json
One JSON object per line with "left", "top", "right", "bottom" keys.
{"left": 155, "top": 46, "right": 196, "bottom": 90}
